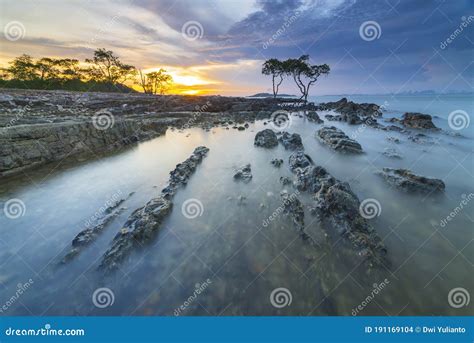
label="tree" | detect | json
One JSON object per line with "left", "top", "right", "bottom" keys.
{"left": 284, "top": 55, "right": 330, "bottom": 103}
{"left": 85, "top": 48, "right": 136, "bottom": 84}
{"left": 138, "top": 68, "right": 173, "bottom": 95}
{"left": 7, "top": 54, "right": 37, "bottom": 80}
{"left": 262, "top": 58, "right": 285, "bottom": 98}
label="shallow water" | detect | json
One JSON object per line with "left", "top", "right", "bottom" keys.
{"left": 0, "top": 105, "right": 472, "bottom": 316}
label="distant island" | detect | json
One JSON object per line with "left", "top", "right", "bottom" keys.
{"left": 247, "top": 92, "right": 296, "bottom": 98}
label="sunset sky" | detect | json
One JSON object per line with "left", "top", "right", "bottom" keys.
{"left": 0, "top": 0, "right": 472, "bottom": 96}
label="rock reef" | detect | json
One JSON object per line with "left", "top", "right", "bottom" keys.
{"left": 316, "top": 126, "right": 363, "bottom": 153}
{"left": 377, "top": 168, "right": 445, "bottom": 194}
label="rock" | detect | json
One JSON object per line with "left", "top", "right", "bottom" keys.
{"left": 162, "top": 146, "right": 210, "bottom": 198}
{"left": 387, "top": 136, "right": 400, "bottom": 144}
{"left": 286, "top": 149, "right": 387, "bottom": 267}
{"left": 280, "top": 176, "right": 292, "bottom": 185}
{"left": 377, "top": 168, "right": 445, "bottom": 194}
{"left": 233, "top": 164, "right": 252, "bottom": 182}
{"left": 62, "top": 193, "right": 134, "bottom": 263}
{"left": 99, "top": 196, "right": 173, "bottom": 271}
{"left": 270, "top": 158, "right": 283, "bottom": 167}
{"left": 278, "top": 132, "right": 304, "bottom": 150}
{"left": 289, "top": 151, "right": 313, "bottom": 171}
{"left": 316, "top": 126, "right": 363, "bottom": 153}
{"left": 307, "top": 111, "right": 324, "bottom": 124}
{"left": 99, "top": 146, "right": 209, "bottom": 271}
{"left": 237, "top": 126, "right": 246, "bottom": 131}
{"left": 254, "top": 129, "right": 278, "bottom": 148}
{"left": 325, "top": 113, "right": 363, "bottom": 125}
{"left": 401, "top": 112, "right": 438, "bottom": 129}
{"left": 280, "top": 191, "right": 307, "bottom": 237}
{"left": 316, "top": 98, "right": 381, "bottom": 118}
{"left": 382, "top": 148, "right": 402, "bottom": 159}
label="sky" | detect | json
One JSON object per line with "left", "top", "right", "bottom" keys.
{"left": 0, "top": 0, "right": 472, "bottom": 96}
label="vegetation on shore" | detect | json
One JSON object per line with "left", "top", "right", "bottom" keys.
{"left": 0, "top": 49, "right": 173, "bottom": 94}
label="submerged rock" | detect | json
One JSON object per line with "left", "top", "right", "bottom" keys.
{"left": 316, "top": 126, "right": 363, "bottom": 153}
{"left": 280, "top": 176, "right": 292, "bottom": 185}
{"left": 278, "top": 132, "right": 304, "bottom": 150}
{"left": 254, "top": 129, "right": 278, "bottom": 148}
{"left": 377, "top": 168, "right": 445, "bottom": 194}
{"left": 316, "top": 98, "right": 381, "bottom": 118}
{"left": 307, "top": 111, "right": 324, "bottom": 124}
{"left": 271, "top": 158, "right": 283, "bottom": 167}
{"left": 233, "top": 164, "right": 252, "bottom": 182}
{"left": 401, "top": 112, "right": 438, "bottom": 129}
{"left": 99, "top": 196, "right": 173, "bottom": 271}
{"left": 62, "top": 193, "right": 135, "bottom": 263}
{"left": 289, "top": 151, "right": 313, "bottom": 171}
{"left": 99, "top": 146, "right": 209, "bottom": 272}
{"left": 162, "top": 146, "right": 210, "bottom": 198}
{"left": 280, "top": 191, "right": 307, "bottom": 239}
{"left": 287, "top": 150, "right": 388, "bottom": 267}
{"left": 382, "top": 148, "right": 402, "bottom": 159}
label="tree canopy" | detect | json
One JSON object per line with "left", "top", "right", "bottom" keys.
{"left": 262, "top": 55, "right": 330, "bottom": 102}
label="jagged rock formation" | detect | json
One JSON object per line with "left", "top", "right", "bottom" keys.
{"left": 316, "top": 126, "right": 363, "bottom": 153}
{"left": 278, "top": 132, "right": 304, "bottom": 150}
{"left": 233, "top": 164, "right": 253, "bottom": 182}
{"left": 99, "top": 146, "right": 209, "bottom": 271}
{"left": 377, "top": 168, "right": 445, "bottom": 194}
{"left": 254, "top": 129, "right": 278, "bottom": 148}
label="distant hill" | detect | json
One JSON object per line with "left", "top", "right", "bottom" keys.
{"left": 248, "top": 92, "right": 296, "bottom": 98}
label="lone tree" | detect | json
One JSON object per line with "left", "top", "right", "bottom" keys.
{"left": 138, "top": 68, "right": 173, "bottom": 94}
{"left": 85, "top": 48, "right": 136, "bottom": 84}
{"left": 284, "top": 55, "right": 330, "bottom": 103}
{"left": 262, "top": 58, "right": 285, "bottom": 98}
